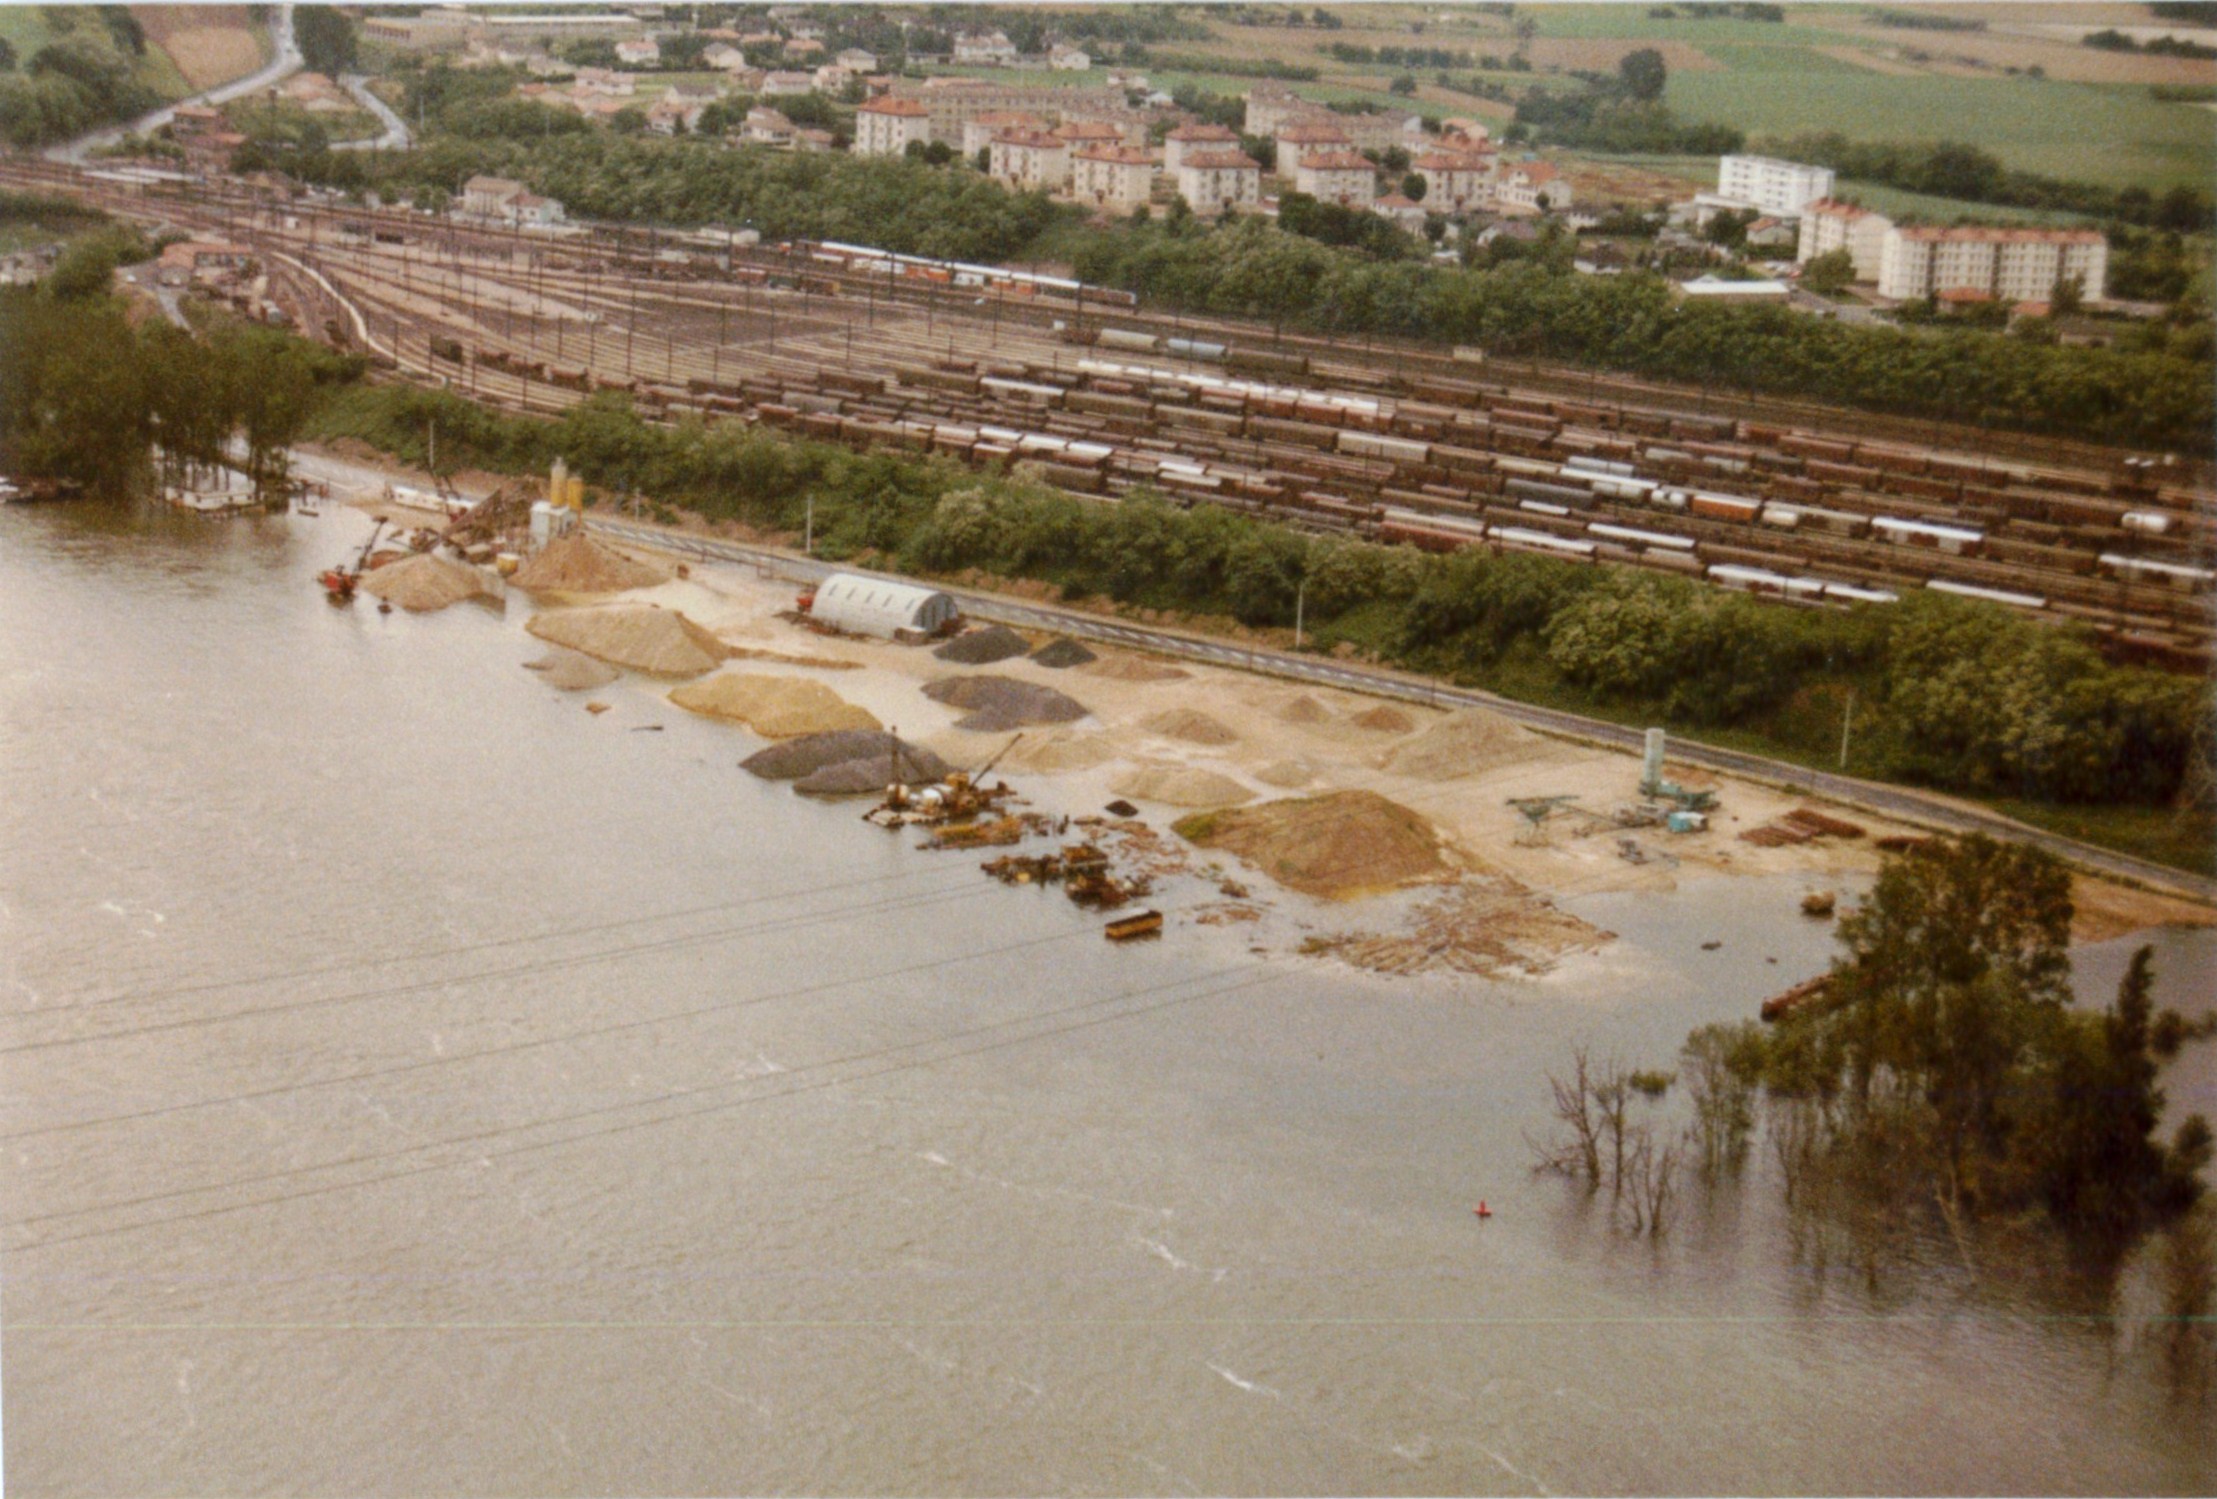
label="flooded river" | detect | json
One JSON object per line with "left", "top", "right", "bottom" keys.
{"left": 3, "top": 502, "right": 2212, "bottom": 1495}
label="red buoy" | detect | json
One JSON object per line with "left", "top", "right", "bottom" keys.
{"left": 1473, "top": 1201, "right": 1492, "bottom": 1219}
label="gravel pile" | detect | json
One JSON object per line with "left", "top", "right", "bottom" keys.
{"left": 932, "top": 625, "right": 1030, "bottom": 665}
{"left": 922, "top": 675, "right": 1089, "bottom": 732}
{"left": 511, "top": 534, "right": 666, "bottom": 593}
{"left": 525, "top": 604, "right": 727, "bottom": 676}
{"left": 1142, "top": 708, "right": 1238, "bottom": 746}
{"left": 742, "top": 730, "right": 950, "bottom": 783}
{"left": 1112, "top": 765, "right": 1255, "bottom": 809}
{"left": 358, "top": 553, "right": 498, "bottom": 612}
{"left": 1028, "top": 637, "right": 1097, "bottom": 669}
{"left": 669, "top": 673, "right": 880, "bottom": 738}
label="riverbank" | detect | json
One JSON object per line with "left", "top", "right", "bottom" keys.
{"left": 321, "top": 463, "right": 2214, "bottom": 965}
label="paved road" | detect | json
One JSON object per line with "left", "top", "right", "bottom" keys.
{"left": 333, "top": 73, "right": 409, "bottom": 152}
{"left": 47, "top": 5, "right": 300, "bottom": 164}
{"left": 578, "top": 516, "right": 2217, "bottom": 903}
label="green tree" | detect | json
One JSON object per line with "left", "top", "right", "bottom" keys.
{"left": 295, "top": 6, "right": 358, "bottom": 77}
{"left": 1801, "top": 247, "right": 1855, "bottom": 296}
{"left": 1619, "top": 47, "right": 1668, "bottom": 101}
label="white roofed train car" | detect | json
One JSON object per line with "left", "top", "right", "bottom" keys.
{"left": 804, "top": 572, "right": 961, "bottom": 640}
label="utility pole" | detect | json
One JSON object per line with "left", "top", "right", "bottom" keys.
{"left": 1294, "top": 576, "right": 1308, "bottom": 652}
{"left": 1838, "top": 689, "right": 1854, "bottom": 770}
{"left": 804, "top": 495, "right": 814, "bottom": 555}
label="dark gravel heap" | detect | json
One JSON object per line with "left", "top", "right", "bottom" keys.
{"left": 1028, "top": 637, "right": 1097, "bottom": 669}
{"left": 932, "top": 625, "right": 1030, "bottom": 665}
{"left": 922, "top": 675, "right": 1089, "bottom": 733}
{"left": 742, "top": 729, "right": 950, "bottom": 783}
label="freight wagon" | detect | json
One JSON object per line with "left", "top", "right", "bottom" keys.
{"left": 1873, "top": 517, "right": 1985, "bottom": 556}
{"left": 1927, "top": 578, "right": 2046, "bottom": 610}
{"left": 2098, "top": 553, "right": 2217, "bottom": 591}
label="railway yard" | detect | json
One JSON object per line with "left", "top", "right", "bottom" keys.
{"left": 12, "top": 159, "right": 2216, "bottom": 669}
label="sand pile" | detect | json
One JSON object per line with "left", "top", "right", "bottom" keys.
{"left": 1029, "top": 637, "right": 1097, "bottom": 669}
{"left": 1174, "top": 790, "right": 1456, "bottom": 900}
{"left": 511, "top": 534, "right": 666, "bottom": 593}
{"left": 922, "top": 675, "right": 1088, "bottom": 732}
{"left": 359, "top": 553, "right": 498, "bottom": 611}
{"left": 1142, "top": 708, "right": 1238, "bottom": 746}
{"left": 523, "top": 649, "right": 620, "bottom": 691}
{"left": 1254, "top": 759, "right": 1319, "bottom": 789}
{"left": 1112, "top": 765, "right": 1255, "bottom": 809}
{"left": 1350, "top": 704, "right": 1417, "bottom": 734}
{"left": 1276, "top": 694, "right": 1334, "bottom": 726}
{"left": 1378, "top": 708, "right": 1551, "bottom": 780}
{"left": 527, "top": 605, "right": 727, "bottom": 676}
{"left": 1083, "top": 655, "right": 1190, "bottom": 682}
{"left": 743, "top": 730, "right": 949, "bottom": 783}
{"left": 670, "top": 673, "right": 880, "bottom": 738}
{"left": 934, "top": 625, "right": 1030, "bottom": 665}
{"left": 1001, "top": 730, "right": 1119, "bottom": 773}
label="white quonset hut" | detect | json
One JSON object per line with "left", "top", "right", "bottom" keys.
{"left": 809, "top": 573, "right": 959, "bottom": 640}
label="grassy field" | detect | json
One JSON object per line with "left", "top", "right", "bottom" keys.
{"left": 1669, "top": 61, "right": 2216, "bottom": 189}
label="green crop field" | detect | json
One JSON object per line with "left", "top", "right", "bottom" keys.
{"left": 1668, "top": 65, "right": 2216, "bottom": 189}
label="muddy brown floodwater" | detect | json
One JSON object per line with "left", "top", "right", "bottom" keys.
{"left": 3, "top": 501, "right": 2213, "bottom": 1495}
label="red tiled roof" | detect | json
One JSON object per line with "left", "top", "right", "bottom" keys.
{"left": 1181, "top": 150, "right": 1259, "bottom": 170}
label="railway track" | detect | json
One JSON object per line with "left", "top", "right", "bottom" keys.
{"left": 11, "top": 158, "right": 2211, "bottom": 660}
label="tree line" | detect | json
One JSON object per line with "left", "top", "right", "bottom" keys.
{"left": 1757, "top": 130, "right": 2213, "bottom": 234}
{"left": 1072, "top": 215, "right": 2214, "bottom": 452}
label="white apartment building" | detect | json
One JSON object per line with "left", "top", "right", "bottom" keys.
{"left": 1162, "top": 122, "right": 1241, "bottom": 174}
{"left": 1273, "top": 120, "right": 1354, "bottom": 174}
{"left": 835, "top": 48, "right": 878, "bottom": 73}
{"left": 988, "top": 130, "right": 1071, "bottom": 192}
{"left": 1876, "top": 225, "right": 2108, "bottom": 304}
{"left": 757, "top": 71, "right": 814, "bottom": 98}
{"left": 1070, "top": 146, "right": 1155, "bottom": 212}
{"left": 1293, "top": 151, "right": 1375, "bottom": 208}
{"left": 613, "top": 37, "right": 659, "bottom": 66}
{"left": 854, "top": 96, "right": 931, "bottom": 157}
{"left": 1242, "top": 83, "right": 1306, "bottom": 137}
{"left": 1412, "top": 150, "right": 1493, "bottom": 215}
{"left": 1795, "top": 198, "right": 1894, "bottom": 281}
{"left": 1048, "top": 44, "right": 1091, "bottom": 71}
{"left": 1175, "top": 150, "right": 1262, "bottom": 217}
{"left": 953, "top": 30, "right": 1019, "bottom": 66}
{"left": 1496, "top": 161, "right": 1571, "bottom": 214}
{"left": 961, "top": 111, "right": 1050, "bottom": 159}
{"left": 1715, "top": 155, "right": 1835, "bottom": 218}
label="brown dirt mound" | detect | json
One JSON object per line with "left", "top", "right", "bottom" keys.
{"left": 1142, "top": 708, "right": 1238, "bottom": 746}
{"left": 1112, "top": 765, "right": 1255, "bottom": 809}
{"left": 511, "top": 534, "right": 667, "bottom": 593}
{"left": 922, "top": 675, "right": 1089, "bottom": 732}
{"left": 1349, "top": 704, "right": 1417, "bottom": 734}
{"left": 523, "top": 649, "right": 620, "bottom": 691}
{"left": 670, "top": 673, "right": 880, "bottom": 738}
{"left": 357, "top": 553, "right": 497, "bottom": 611}
{"left": 526, "top": 605, "right": 727, "bottom": 676}
{"left": 1081, "top": 655, "right": 1190, "bottom": 682}
{"left": 1174, "top": 790, "right": 1457, "bottom": 900}
{"left": 743, "top": 730, "right": 949, "bottom": 782}
{"left": 1276, "top": 694, "right": 1334, "bottom": 725}
{"left": 1377, "top": 708, "right": 1550, "bottom": 781}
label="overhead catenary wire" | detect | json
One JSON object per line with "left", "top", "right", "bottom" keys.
{"left": 0, "top": 879, "right": 982, "bottom": 1058}
{"left": 7, "top": 864, "right": 959, "bottom": 1019}
{"left": 3, "top": 966, "right": 1287, "bottom": 1255}
{"left": 2, "top": 923, "right": 1089, "bottom": 1144}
